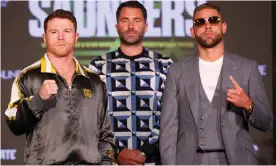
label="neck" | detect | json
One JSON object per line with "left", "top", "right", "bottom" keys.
{"left": 47, "top": 52, "right": 75, "bottom": 70}
{"left": 197, "top": 41, "right": 224, "bottom": 62}
{"left": 47, "top": 52, "right": 75, "bottom": 86}
{"left": 119, "top": 42, "right": 144, "bottom": 56}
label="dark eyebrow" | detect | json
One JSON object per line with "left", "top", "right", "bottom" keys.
{"left": 120, "top": 17, "right": 129, "bottom": 21}
{"left": 48, "top": 29, "right": 57, "bottom": 32}
{"left": 120, "top": 17, "right": 143, "bottom": 21}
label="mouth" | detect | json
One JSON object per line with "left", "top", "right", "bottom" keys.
{"left": 203, "top": 32, "right": 216, "bottom": 38}
{"left": 204, "top": 31, "right": 214, "bottom": 35}
{"left": 126, "top": 31, "right": 137, "bottom": 35}
{"left": 56, "top": 44, "right": 66, "bottom": 47}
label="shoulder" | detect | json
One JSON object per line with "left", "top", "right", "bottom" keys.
{"left": 81, "top": 66, "right": 108, "bottom": 96}
{"left": 225, "top": 51, "right": 255, "bottom": 65}
{"left": 90, "top": 50, "right": 119, "bottom": 64}
{"left": 167, "top": 54, "right": 196, "bottom": 77}
{"left": 82, "top": 65, "right": 105, "bottom": 84}
{"left": 167, "top": 61, "right": 182, "bottom": 73}
{"left": 90, "top": 55, "right": 106, "bottom": 64}
{"left": 145, "top": 48, "right": 173, "bottom": 64}
{"left": 171, "top": 54, "right": 195, "bottom": 68}
{"left": 225, "top": 52, "right": 259, "bottom": 77}
{"left": 16, "top": 60, "right": 42, "bottom": 81}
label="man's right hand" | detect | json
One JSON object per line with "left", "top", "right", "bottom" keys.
{"left": 117, "top": 148, "right": 144, "bottom": 165}
{"left": 39, "top": 80, "right": 58, "bottom": 100}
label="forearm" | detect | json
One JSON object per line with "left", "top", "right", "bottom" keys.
{"left": 5, "top": 94, "right": 44, "bottom": 135}
{"left": 245, "top": 61, "right": 273, "bottom": 131}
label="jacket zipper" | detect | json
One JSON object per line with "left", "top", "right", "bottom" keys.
{"left": 58, "top": 74, "right": 79, "bottom": 105}
{"left": 68, "top": 74, "right": 78, "bottom": 105}
{"left": 69, "top": 86, "right": 72, "bottom": 104}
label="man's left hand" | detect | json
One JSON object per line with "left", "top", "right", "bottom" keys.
{"left": 227, "top": 76, "right": 253, "bottom": 110}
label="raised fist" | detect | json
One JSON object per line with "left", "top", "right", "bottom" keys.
{"left": 39, "top": 80, "right": 58, "bottom": 100}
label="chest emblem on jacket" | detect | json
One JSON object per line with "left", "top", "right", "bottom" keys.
{"left": 83, "top": 89, "right": 92, "bottom": 98}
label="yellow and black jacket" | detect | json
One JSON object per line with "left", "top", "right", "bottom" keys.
{"left": 5, "top": 54, "right": 116, "bottom": 165}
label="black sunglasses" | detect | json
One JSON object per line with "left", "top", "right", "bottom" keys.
{"left": 193, "top": 16, "right": 222, "bottom": 27}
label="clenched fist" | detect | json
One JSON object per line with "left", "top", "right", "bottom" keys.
{"left": 39, "top": 80, "right": 58, "bottom": 100}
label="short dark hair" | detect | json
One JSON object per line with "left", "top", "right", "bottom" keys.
{"left": 193, "top": 3, "right": 223, "bottom": 20}
{"left": 44, "top": 9, "right": 77, "bottom": 33}
{"left": 116, "top": 1, "right": 147, "bottom": 22}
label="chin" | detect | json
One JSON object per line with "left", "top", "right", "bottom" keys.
{"left": 126, "top": 38, "right": 138, "bottom": 42}
{"left": 55, "top": 52, "right": 70, "bottom": 57}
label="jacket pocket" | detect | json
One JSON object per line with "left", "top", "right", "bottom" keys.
{"left": 244, "top": 146, "right": 258, "bottom": 163}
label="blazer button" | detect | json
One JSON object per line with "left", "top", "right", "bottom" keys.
{"left": 249, "top": 117, "right": 256, "bottom": 123}
{"left": 250, "top": 119, "right": 256, "bottom": 123}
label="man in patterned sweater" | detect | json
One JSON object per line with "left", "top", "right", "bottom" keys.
{"left": 89, "top": 1, "right": 172, "bottom": 165}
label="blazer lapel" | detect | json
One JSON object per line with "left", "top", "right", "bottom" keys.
{"left": 182, "top": 55, "right": 200, "bottom": 126}
{"left": 220, "top": 52, "right": 241, "bottom": 117}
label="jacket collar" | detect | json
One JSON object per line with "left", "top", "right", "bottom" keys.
{"left": 40, "top": 53, "right": 88, "bottom": 77}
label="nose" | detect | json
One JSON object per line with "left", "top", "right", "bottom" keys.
{"left": 204, "top": 21, "right": 212, "bottom": 29}
{"left": 58, "top": 32, "right": 64, "bottom": 40}
{"left": 128, "top": 21, "right": 134, "bottom": 29}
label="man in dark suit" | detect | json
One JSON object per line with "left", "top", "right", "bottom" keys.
{"left": 159, "top": 2, "right": 272, "bottom": 165}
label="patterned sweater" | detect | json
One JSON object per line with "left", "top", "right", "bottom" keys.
{"left": 89, "top": 47, "right": 172, "bottom": 162}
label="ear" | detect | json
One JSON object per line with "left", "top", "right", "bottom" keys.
{"left": 190, "top": 27, "right": 195, "bottom": 38}
{"left": 222, "top": 21, "right": 227, "bottom": 34}
{"left": 115, "top": 23, "right": 119, "bottom": 33}
{"left": 43, "top": 33, "right": 47, "bottom": 44}
{"left": 75, "top": 32, "right": 79, "bottom": 43}
{"left": 144, "top": 22, "right": 148, "bottom": 33}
